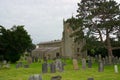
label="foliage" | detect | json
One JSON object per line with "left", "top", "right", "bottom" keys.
{"left": 0, "top": 25, "right": 32, "bottom": 63}
{"left": 68, "top": 0, "right": 120, "bottom": 57}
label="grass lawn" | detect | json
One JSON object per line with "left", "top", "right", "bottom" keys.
{"left": 0, "top": 59, "right": 120, "bottom": 80}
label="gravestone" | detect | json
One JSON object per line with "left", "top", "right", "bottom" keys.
{"left": 119, "top": 58, "right": 120, "bottom": 64}
{"left": 95, "top": 55, "right": 98, "bottom": 62}
{"left": 87, "top": 78, "right": 94, "bottom": 80}
{"left": 3, "top": 64, "right": 10, "bottom": 68}
{"left": 32, "top": 57, "right": 35, "bottom": 63}
{"left": 98, "top": 60, "right": 104, "bottom": 72}
{"left": 0, "top": 64, "right": 1, "bottom": 69}
{"left": 105, "top": 56, "right": 109, "bottom": 65}
{"left": 16, "top": 62, "right": 23, "bottom": 68}
{"left": 51, "top": 75, "right": 62, "bottom": 80}
{"left": 27, "top": 57, "right": 32, "bottom": 64}
{"left": 35, "top": 57, "right": 39, "bottom": 62}
{"left": 73, "top": 59, "right": 79, "bottom": 70}
{"left": 98, "top": 54, "right": 102, "bottom": 62}
{"left": 55, "top": 59, "right": 63, "bottom": 72}
{"left": 16, "top": 64, "right": 19, "bottom": 69}
{"left": 82, "top": 58, "right": 86, "bottom": 70}
{"left": 42, "top": 62, "right": 48, "bottom": 73}
{"left": 114, "top": 65, "right": 118, "bottom": 73}
{"left": 24, "top": 64, "right": 29, "bottom": 68}
{"left": 114, "top": 57, "right": 118, "bottom": 64}
{"left": 28, "top": 76, "right": 34, "bottom": 80}
{"left": 50, "top": 62, "right": 56, "bottom": 73}
{"left": 88, "top": 56, "right": 92, "bottom": 68}
{"left": 3, "top": 60, "right": 7, "bottom": 65}
{"left": 28, "top": 74, "right": 42, "bottom": 80}
{"left": 102, "top": 58, "right": 105, "bottom": 65}
{"left": 18, "top": 62, "right": 23, "bottom": 67}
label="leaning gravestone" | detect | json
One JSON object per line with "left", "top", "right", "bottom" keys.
{"left": 73, "top": 59, "right": 79, "bottom": 70}
{"left": 50, "top": 62, "right": 56, "bottom": 73}
{"left": 82, "top": 58, "right": 86, "bottom": 70}
{"left": 42, "top": 62, "right": 48, "bottom": 73}
{"left": 28, "top": 74, "right": 42, "bottom": 80}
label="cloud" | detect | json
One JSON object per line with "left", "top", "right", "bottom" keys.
{"left": 0, "top": 0, "right": 79, "bottom": 43}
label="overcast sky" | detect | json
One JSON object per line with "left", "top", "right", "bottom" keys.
{"left": 0, "top": 0, "right": 119, "bottom": 44}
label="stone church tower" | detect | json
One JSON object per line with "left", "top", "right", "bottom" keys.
{"left": 62, "top": 19, "right": 87, "bottom": 58}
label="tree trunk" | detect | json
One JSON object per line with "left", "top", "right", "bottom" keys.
{"left": 106, "top": 29, "right": 113, "bottom": 64}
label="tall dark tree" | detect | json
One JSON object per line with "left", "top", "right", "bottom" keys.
{"left": 0, "top": 25, "right": 32, "bottom": 63}
{"left": 69, "top": 0, "right": 120, "bottom": 63}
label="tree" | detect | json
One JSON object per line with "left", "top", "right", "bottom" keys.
{"left": 69, "top": 0, "right": 120, "bottom": 63}
{"left": 0, "top": 25, "right": 32, "bottom": 63}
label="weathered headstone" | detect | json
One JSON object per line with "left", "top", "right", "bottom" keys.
{"left": 27, "top": 57, "right": 32, "bottom": 64}
{"left": 3, "top": 64, "right": 10, "bottom": 68}
{"left": 109, "top": 56, "right": 112, "bottom": 64}
{"left": 18, "top": 62, "right": 23, "bottom": 67}
{"left": 35, "top": 57, "right": 39, "bottom": 62}
{"left": 98, "top": 54, "right": 102, "bottom": 62}
{"left": 28, "top": 74, "right": 42, "bottom": 80}
{"left": 114, "top": 65, "right": 118, "bottom": 73}
{"left": 24, "top": 64, "right": 29, "bottom": 68}
{"left": 95, "top": 55, "right": 98, "bottom": 62}
{"left": 51, "top": 75, "right": 62, "bottom": 80}
{"left": 105, "top": 56, "right": 109, "bottom": 65}
{"left": 42, "top": 62, "right": 48, "bottom": 73}
{"left": 102, "top": 58, "right": 105, "bottom": 65}
{"left": 55, "top": 59, "right": 63, "bottom": 72}
{"left": 16, "top": 64, "right": 19, "bottom": 69}
{"left": 0, "top": 64, "right": 1, "bottom": 68}
{"left": 32, "top": 57, "right": 35, "bottom": 63}
{"left": 98, "top": 60, "right": 104, "bottom": 72}
{"left": 16, "top": 62, "right": 23, "bottom": 68}
{"left": 50, "top": 62, "right": 56, "bottom": 73}
{"left": 82, "top": 58, "right": 86, "bottom": 70}
{"left": 119, "top": 57, "right": 120, "bottom": 64}
{"left": 88, "top": 56, "right": 92, "bottom": 68}
{"left": 113, "top": 57, "right": 118, "bottom": 65}
{"left": 87, "top": 78, "right": 94, "bottom": 80}
{"left": 73, "top": 59, "right": 79, "bottom": 70}
{"left": 3, "top": 60, "right": 7, "bottom": 65}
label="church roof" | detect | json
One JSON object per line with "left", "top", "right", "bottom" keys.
{"left": 32, "top": 47, "right": 60, "bottom": 53}
{"left": 38, "top": 40, "right": 62, "bottom": 45}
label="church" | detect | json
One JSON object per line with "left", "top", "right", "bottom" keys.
{"left": 32, "top": 19, "right": 87, "bottom": 59}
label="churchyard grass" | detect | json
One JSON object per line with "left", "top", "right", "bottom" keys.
{"left": 0, "top": 59, "right": 120, "bottom": 80}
